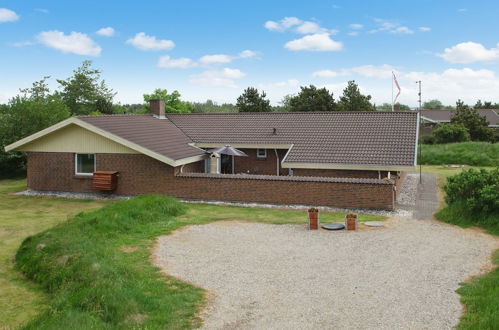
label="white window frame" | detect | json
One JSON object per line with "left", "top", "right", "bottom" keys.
{"left": 75, "top": 153, "right": 96, "bottom": 176}
{"left": 256, "top": 148, "right": 267, "bottom": 159}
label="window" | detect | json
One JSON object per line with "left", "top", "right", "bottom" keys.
{"left": 256, "top": 148, "right": 267, "bottom": 158}
{"left": 75, "top": 154, "right": 95, "bottom": 175}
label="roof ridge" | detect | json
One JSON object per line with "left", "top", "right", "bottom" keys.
{"left": 77, "top": 113, "right": 148, "bottom": 118}
{"left": 167, "top": 111, "right": 417, "bottom": 115}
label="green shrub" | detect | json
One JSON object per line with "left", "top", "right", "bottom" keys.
{"left": 444, "top": 168, "right": 499, "bottom": 214}
{"left": 15, "top": 195, "right": 204, "bottom": 329}
{"left": 421, "top": 134, "right": 435, "bottom": 145}
{"left": 433, "top": 123, "right": 470, "bottom": 144}
{"left": 419, "top": 142, "right": 499, "bottom": 166}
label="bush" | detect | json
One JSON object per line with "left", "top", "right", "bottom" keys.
{"left": 444, "top": 168, "right": 499, "bottom": 214}
{"left": 433, "top": 123, "right": 470, "bottom": 144}
{"left": 421, "top": 134, "right": 435, "bottom": 145}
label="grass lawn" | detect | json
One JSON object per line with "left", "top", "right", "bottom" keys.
{"left": 422, "top": 165, "right": 499, "bottom": 329}
{"left": 0, "top": 178, "right": 109, "bottom": 329}
{"left": 1, "top": 178, "right": 385, "bottom": 329}
{"left": 419, "top": 142, "right": 498, "bottom": 167}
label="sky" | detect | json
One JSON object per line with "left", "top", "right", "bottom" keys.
{"left": 1, "top": 0, "right": 499, "bottom": 107}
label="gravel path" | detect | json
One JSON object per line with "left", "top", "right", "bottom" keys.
{"left": 396, "top": 173, "right": 419, "bottom": 207}
{"left": 154, "top": 219, "right": 498, "bottom": 329}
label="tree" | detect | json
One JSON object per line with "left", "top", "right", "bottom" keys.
{"left": 422, "top": 99, "right": 453, "bottom": 110}
{"left": 236, "top": 87, "right": 271, "bottom": 112}
{"left": 337, "top": 81, "right": 375, "bottom": 111}
{"left": 57, "top": 61, "right": 116, "bottom": 115}
{"left": 423, "top": 99, "right": 443, "bottom": 110}
{"left": 432, "top": 123, "right": 470, "bottom": 144}
{"left": 288, "top": 85, "right": 336, "bottom": 112}
{"left": 376, "top": 102, "right": 411, "bottom": 111}
{"left": 143, "top": 89, "right": 192, "bottom": 113}
{"left": 190, "top": 100, "right": 238, "bottom": 113}
{"left": 451, "top": 100, "right": 492, "bottom": 141}
{"left": 474, "top": 100, "right": 499, "bottom": 109}
{"left": 0, "top": 79, "right": 70, "bottom": 175}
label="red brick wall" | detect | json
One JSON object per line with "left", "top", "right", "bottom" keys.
{"left": 234, "top": 149, "right": 288, "bottom": 176}
{"left": 174, "top": 173, "right": 394, "bottom": 210}
{"left": 27, "top": 152, "right": 394, "bottom": 210}
{"left": 292, "top": 168, "right": 383, "bottom": 178}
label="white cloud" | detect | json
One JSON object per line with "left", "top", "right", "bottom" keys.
{"left": 190, "top": 68, "right": 246, "bottom": 88}
{"left": 157, "top": 55, "right": 197, "bottom": 69}
{"left": 96, "top": 27, "right": 115, "bottom": 37}
{"left": 126, "top": 32, "right": 174, "bottom": 51}
{"left": 285, "top": 33, "right": 343, "bottom": 52}
{"left": 264, "top": 17, "right": 302, "bottom": 32}
{"left": 37, "top": 30, "right": 102, "bottom": 56}
{"left": 158, "top": 50, "right": 258, "bottom": 70}
{"left": 369, "top": 19, "right": 415, "bottom": 35}
{"left": 390, "top": 26, "right": 414, "bottom": 34}
{"left": 0, "top": 8, "right": 19, "bottom": 22}
{"left": 438, "top": 42, "right": 499, "bottom": 64}
{"left": 458, "top": 8, "right": 467, "bottom": 12}
{"left": 312, "top": 70, "right": 339, "bottom": 78}
{"left": 312, "top": 64, "right": 395, "bottom": 79}
{"left": 295, "top": 21, "right": 328, "bottom": 34}
{"left": 348, "top": 31, "right": 359, "bottom": 36}
{"left": 264, "top": 17, "right": 337, "bottom": 35}
{"left": 400, "top": 68, "right": 499, "bottom": 105}
{"left": 350, "top": 65, "right": 395, "bottom": 78}
{"left": 238, "top": 49, "right": 257, "bottom": 58}
{"left": 418, "top": 26, "right": 431, "bottom": 32}
{"left": 349, "top": 23, "right": 363, "bottom": 30}
{"left": 199, "top": 54, "right": 233, "bottom": 65}
{"left": 260, "top": 79, "right": 300, "bottom": 88}
{"left": 35, "top": 8, "right": 49, "bottom": 14}
{"left": 12, "top": 40, "right": 35, "bottom": 47}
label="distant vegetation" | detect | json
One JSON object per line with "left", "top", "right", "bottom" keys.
{"left": 419, "top": 142, "right": 499, "bottom": 166}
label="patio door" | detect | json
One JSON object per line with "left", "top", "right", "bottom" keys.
{"left": 220, "top": 154, "right": 234, "bottom": 174}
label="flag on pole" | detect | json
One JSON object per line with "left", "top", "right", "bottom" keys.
{"left": 392, "top": 71, "right": 401, "bottom": 104}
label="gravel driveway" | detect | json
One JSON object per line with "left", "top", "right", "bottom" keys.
{"left": 154, "top": 219, "right": 498, "bottom": 329}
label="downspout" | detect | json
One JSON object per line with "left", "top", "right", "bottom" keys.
{"left": 274, "top": 149, "right": 280, "bottom": 176}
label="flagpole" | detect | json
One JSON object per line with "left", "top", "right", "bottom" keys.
{"left": 391, "top": 71, "right": 394, "bottom": 112}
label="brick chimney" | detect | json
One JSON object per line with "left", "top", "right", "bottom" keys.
{"left": 150, "top": 99, "right": 166, "bottom": 119}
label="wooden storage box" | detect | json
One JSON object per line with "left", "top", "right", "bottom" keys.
{"left": 92, "top": 171, "right": 119, "bottom": 191}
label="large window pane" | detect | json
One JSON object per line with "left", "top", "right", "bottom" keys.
{"left": 76, "top": 154, "right": 95, "bottom": 174}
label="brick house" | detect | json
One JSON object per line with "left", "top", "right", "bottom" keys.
{"left": 5, "top": 100, "right": 420, "bottom": 210}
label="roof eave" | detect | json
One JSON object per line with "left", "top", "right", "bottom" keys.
{"left": 281, "top": 161, "right": 416, "bottom": 172}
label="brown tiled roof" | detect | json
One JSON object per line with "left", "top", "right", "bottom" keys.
{"left": 167, "top": 112, "right": 418, "bottom": 167}
{"left": 76, "top": 112, "right": 418, "bottom": 168}
{"left": 78, "top": 114, "right": 205, "bottom": 160}
{"left": 419, "top": 109, "right": 499, "bottom": 126}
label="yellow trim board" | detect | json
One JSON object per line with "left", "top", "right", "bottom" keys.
{"left": 5, "top": 117, "right": 206, "bottom": 167}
